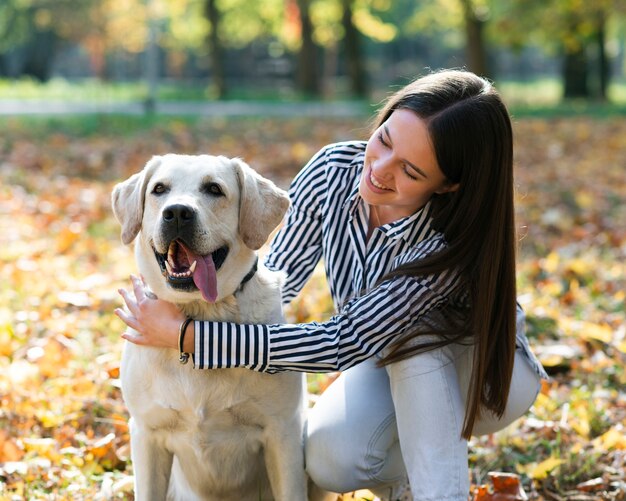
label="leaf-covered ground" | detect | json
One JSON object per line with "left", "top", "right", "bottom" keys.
{"left": 0, "top": 115, "right": 624, "bottom": 500}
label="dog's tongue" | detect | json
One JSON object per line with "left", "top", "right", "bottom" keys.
{"left": 180, "top": 243, "right": 217, "bottom": 303}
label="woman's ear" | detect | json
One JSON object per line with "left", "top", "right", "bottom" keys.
{"left": 435, "top": 182, "right": 460, "bottom": 195}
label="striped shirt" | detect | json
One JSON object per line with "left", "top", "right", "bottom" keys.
{"left": 194, "top": 141, "right": 547, "bottom": 379}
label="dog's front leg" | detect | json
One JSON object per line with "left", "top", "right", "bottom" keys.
{"left": 263, "top": 418, "right": 307, "bottom": 501}
{"left": 130, "top": 418, "right": 173, "bottom": 501}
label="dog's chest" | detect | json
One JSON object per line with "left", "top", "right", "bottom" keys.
{"left": 124, "top": 346, "right": 282, "bottom": 432}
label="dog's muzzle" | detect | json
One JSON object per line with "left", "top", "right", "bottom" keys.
{"left": 154, "top": 203, "right": 229, "bottom": 302}
{"left": 153, "top": 204, "right": 228, "bottom": 302}
{"left": 153, "top": 241, "right": 229, "bottom": 302}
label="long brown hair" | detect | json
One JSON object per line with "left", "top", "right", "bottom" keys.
{"left": 376, "top": 70, "right": 517, "bottom": 439}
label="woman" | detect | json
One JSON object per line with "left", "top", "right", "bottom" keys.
{"left": 117, "top": 69, "right": 547, "bottom": 500}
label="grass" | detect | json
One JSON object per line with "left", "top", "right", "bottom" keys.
{"left": 0, "top": 78, "right": 188, "bottom": 102}
{"left": 0, "top": 113, "right": 200, "bottom": 138}
{"left": 0, "top": 77, "right": 326, "bottom": 102}
{"left": 1, "top": 76, "right": 626, "bottom": 116}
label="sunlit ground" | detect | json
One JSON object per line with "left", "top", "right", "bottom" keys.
{"left": 0, "top": 115, "right": 624, "bottom": 499}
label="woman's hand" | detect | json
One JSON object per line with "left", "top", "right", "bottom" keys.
{"left": 115, "top": 275, "right": 186, "bottom": 349}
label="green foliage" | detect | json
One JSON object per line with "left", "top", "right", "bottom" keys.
{"left": 2, "top": 76, "right": 626, "bottom": 112}
{"left": 0, "top": 0, "right": 100, "bottom": 49}
{"left": 494, "top": 0, "right": 622, "bottom": 53}
{"left": 0, "top": 1, "right": 31, "bottom": 51}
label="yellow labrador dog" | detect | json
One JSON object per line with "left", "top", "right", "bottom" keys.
{"left": 112, "top": 154, "right": 307, "bottom": 501}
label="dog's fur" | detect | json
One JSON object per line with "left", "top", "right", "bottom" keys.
{"left": 112, "top": 154, "right": 307, "bottom": 501}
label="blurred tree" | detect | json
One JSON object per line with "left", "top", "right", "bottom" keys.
{"left": 204, "top": 0, "right": 226, "bottom": 98}
{"left": 248, "top": 0, "right": 397, "bottom": 98}
{"left": 408, "top": 0, "right": 622, "bottom": 100}
{"left": 405, "top": 0, "right": 493, "bottom": 78}
{"left": 459, "top": 0, "right": 490, "bottom": 77}
{"left": 82, "top": 0, "right": 135, "bottom": 79}
{"left": 342, "top": 0, "right": 367, "bottom": 97}
{"left": 159, "top": 0, "right": 286, "bottom": 97}
{"left": 595, "top": 10, "right": 609, "bottom": 100}
{"left": 295, "top": 0, "right": 322, "bottom": 95}
{"left": 0, "top": 0, "right": 98, "bottom": 80}
{"left": 497, "top": 0, "right": 622, "bottom": 100}
{"left": 307, "top": 0, "right": 397, "bottom": 96}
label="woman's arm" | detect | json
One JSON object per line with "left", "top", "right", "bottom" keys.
{"left": 263, "top": 145, "right": 328, "bottom": 304}
{"left": 195, "top": 248, "right": 461, "bottom": 373}
{"left": 118, "top": 237, "right": 463, "bottom": 373}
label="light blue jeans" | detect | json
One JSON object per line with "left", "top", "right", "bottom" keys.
{"left": 305, "top": 344, "right": 542, "bottom": 501}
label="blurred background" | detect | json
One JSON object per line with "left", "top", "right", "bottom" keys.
{"left": 0, "top": 1, "right": 625, "bottom": 500}
{"left": 0, "top": 0, "right": 624, "bottom": 110}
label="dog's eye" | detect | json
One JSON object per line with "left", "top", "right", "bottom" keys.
{"left": 152, "top": 183, "right": 167, "bottom": 195}
{"left": 203, "top": 183, "right": 224, "bottom": 197}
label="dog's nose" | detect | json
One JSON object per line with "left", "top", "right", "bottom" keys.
{"left": 163, "top": 204, "right": 196, "bottom": 227}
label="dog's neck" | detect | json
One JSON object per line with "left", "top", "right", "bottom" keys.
{"left": 235, "top": 256, "right": 258, "bottom": 294}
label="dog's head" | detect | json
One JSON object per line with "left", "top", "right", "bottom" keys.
{"left": 112, "top": 154, "right": 289, "bottom": 303}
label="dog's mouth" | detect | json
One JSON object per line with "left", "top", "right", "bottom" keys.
{"left": 153, "top": 240, "right": 229, "bottom": 303}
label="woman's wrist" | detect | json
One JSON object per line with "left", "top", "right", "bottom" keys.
{"left": 182, "top": 320, "right": 195, "bottom": 353}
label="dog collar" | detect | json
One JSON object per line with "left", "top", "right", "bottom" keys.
{"left": 236, "top": 257, "right": 258, "bottom": 294}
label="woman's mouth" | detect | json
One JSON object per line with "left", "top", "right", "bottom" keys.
{"left": 367, "top": 168, "right": 392, "bottom": 192}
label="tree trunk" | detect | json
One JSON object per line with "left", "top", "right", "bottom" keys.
{"left": 596, "top": 10, "right": 609, "bottom": 101}
{"left": 295, "top": 0, "right": 320, "bottom": 96}
{"left": 144, "top": 15, "right": 159, "bottom": 113}
{"left": 342, "top": 0, "right": 367, "bottom": 98}
{"left": 459, "top": 0, "right": 490, "bottom": 78}
{"left": 22, "top": 30, "right": 57, "bottom": 82}
{"left": 204, "top": 0, "right": 226, "bottom": 98}
{"left": 563, "top": 46, "right": 588, "bottom": 98}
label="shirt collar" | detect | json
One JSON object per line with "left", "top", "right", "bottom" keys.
{"left": 385, "top": 200, "right": 436, "bottom": 245}
{"left": 343, "top": 151, "right": 366, "bottom": 214}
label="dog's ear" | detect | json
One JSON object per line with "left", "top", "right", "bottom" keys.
{"left": 111, "top": 156, "right": 161, "bottom": 245}
{"left": 232, "top": 158, "right": 290, "bottom": 250}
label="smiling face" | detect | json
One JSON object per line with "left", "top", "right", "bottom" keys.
{"left": 359, "top": 108, "right": 458, "bottom": 223}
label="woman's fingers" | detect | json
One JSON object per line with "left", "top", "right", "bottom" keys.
{"left": 131, "top": 274, "right": 147, "bottom": 302}
{"left": 115, "top": 307, "right": 139, "bottom": 331}
{"left": 118, "top": 275, "right": 151, "bottom": 317}
{"left": 118, "top": 287, "right": 139, "bottom": 316}
{"left": 115, "top": 275, "right": 183, "bottom": 349}
{"left": 121, "top": 330, "right": 148, "bottom": 345}
{"left": 115, "top": 303, "right": 147, "bottom": 345}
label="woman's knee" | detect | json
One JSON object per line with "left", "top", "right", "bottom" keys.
{"left": 305, "top": 428, "right": 361, "bottom": 492}
{"left": 305, "top": 360, "right": 400, "bottom": 492}
{"left": 305, "top": 411, "right": 402, "bottom": 492}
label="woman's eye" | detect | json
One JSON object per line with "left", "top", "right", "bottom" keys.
{"left": 378, "top": 132, "right": 389, "bottom": 147}
{"left": 403, "top": 167, "right": 418, "bottom": 181}
{"left": 204, "top": 183, "right": 224, "bottom": 196}
{"left": 153, "top": 183, "right": 167, "bottom": 194}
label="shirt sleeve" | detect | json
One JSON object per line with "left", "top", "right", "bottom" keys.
{"left": 194, "top": 238, "right": 463, "bottom": 373}
{"left": 263, "top": 146, "right": 329, "bottom": 304}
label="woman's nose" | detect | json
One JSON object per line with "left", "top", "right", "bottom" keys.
{"left": 372, "top": 157, "right": 394, "bottom": 180}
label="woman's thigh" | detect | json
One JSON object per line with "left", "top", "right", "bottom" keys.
{"left": 305, "top": 345, "right": 542, "bottom": 494}
{"left": 305, "top": 357, "right": 405, "bottom": 492}
{"left": 386, "top": 344, "right": 469, "bottom": 500}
